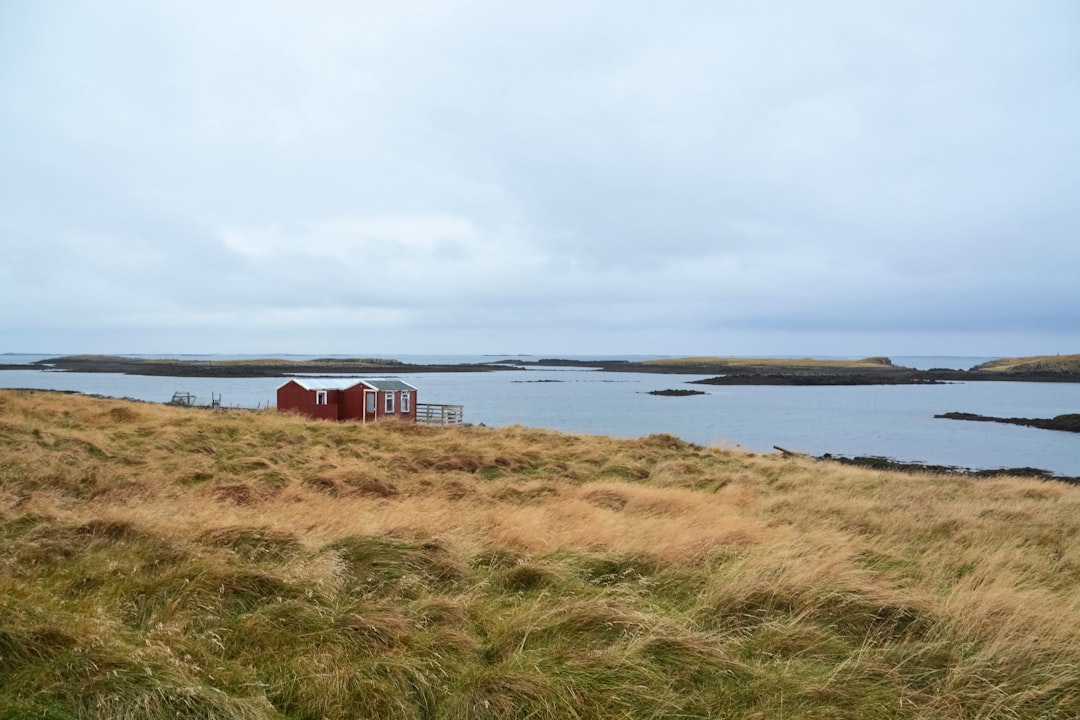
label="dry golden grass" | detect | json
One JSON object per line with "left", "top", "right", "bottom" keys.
{"left": 972, "top": 354, "right": 1080, "bottom": 373}
{"left": 1, "top": 392, "right": 771, "bottom": 563}
{"left": 3, "top": 388, "right": 1080, "bottom": 719}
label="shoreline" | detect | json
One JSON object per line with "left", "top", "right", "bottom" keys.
{"left": 819, "top": 452, "right": 1079, "bottom": 485}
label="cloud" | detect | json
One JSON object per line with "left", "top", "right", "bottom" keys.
{"left": 1, "top": 0, "right": 1078, "bottom": 354}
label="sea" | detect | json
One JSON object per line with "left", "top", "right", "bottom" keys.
{"left": 2, "top": 354, "right": 1078, "bottom": 478}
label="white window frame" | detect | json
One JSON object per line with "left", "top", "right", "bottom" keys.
{"left": 315, "top": 390, "right": 328, "bottom": 405}
{"left": 384, "top": 391, "right": 394, "bottom": 414}
{"left": 400, "top": 391, "right": 410, "bottom": 413}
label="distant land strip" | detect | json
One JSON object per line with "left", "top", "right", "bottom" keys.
{"left": 511, "top": 355, "right": 1080, "bottom": 383}
{"left": 1, "top": 353, "right": 1079, "bottom": 383}
{"left": 0, "top": 355, "right": 514, "bottom": 377}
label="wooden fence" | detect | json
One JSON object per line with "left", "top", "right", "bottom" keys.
{"left": 415, "top": 403, "right": 464, "bottom": 425}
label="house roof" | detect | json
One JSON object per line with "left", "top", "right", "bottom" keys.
{"left": 277, "top": 378, "right": 417, "bottom": 392}
{"left": 360, "top": 379, "right": 417, "bottom": 391}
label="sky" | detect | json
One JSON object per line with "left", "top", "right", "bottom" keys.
{"left": 2, "top": 1, "right": 1078, "bottom": 357}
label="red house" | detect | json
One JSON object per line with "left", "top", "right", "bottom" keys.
{"left": 276, "top": 378, "right": 418, "bottom": 423}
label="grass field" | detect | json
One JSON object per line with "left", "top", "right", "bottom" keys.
{"left": 2, "top": 389, "right": 1079, "bottom": 719}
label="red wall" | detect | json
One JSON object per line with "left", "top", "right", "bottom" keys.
{"left": 277, "top": 381, "right": 342, "bottom": 420}
{"left": 341, "top": 386, "right": 370, "bottom": 421}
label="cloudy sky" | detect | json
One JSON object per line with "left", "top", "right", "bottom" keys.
{"left": 2, "top": 1, "right": 1078, "bottom": 357}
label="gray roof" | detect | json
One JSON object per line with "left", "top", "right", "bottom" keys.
{"left": 359, "top": 378, "right": 417, "bottom": 391}
{"left": 277, "top": 378, "right": 416, "bottom": 392}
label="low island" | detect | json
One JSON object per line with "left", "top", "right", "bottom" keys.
{"left": 0, "top": 354, "right": 514, "bottom": 377}
{"left": 513, "top": 354, "right": 1080, "bottom": 385}
{"left": 3, "top": 353, "right": 1080, "bottom": 384}
{"left": 936, "top": 411, "right": 1080, "bottom": 434}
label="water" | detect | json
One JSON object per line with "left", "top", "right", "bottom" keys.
{"left": 1, "top": 354, "right": 1077, "bottom": 477}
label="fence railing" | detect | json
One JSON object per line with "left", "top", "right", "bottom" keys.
{"left": 415, "top": 403, "right": 464, "bottom": 425}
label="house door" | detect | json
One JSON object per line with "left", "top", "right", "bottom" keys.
{"left": 364, "top": 390, "right": 376, "bottom": 423}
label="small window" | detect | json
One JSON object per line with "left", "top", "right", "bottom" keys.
{"left": 400, "top": 391, "right": 410, "bottom": 413}
{"left": 385, "top": 392, "right": 394, "bottom": 414}
{"left": 315, "top": 390, "right": 328, "bottom": 405}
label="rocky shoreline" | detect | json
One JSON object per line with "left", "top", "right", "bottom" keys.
{"left": 771, "top": 443, "right": 1078, "bottom": 484}
{"left": 818, "top": 453, "right": 1079, "bottom": 485}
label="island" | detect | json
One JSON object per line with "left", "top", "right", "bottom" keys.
{"left": 508, "top": 354, "right": 1080, "bottom": 385}
{"left": 647, "top": 388, "right": 707, "bottom": 396}
{"left": 935, "top": 411, "right": 1080, "bottom": 434}
{"left": 3, "top": 353, "right": 1080, "bottom": 384}
{"left": 0, "top": 355, "right": 515, "bottom": 377}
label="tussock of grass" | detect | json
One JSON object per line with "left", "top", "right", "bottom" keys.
{"left": 2, "top": 389, "right": 1080, "bottom": 718}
